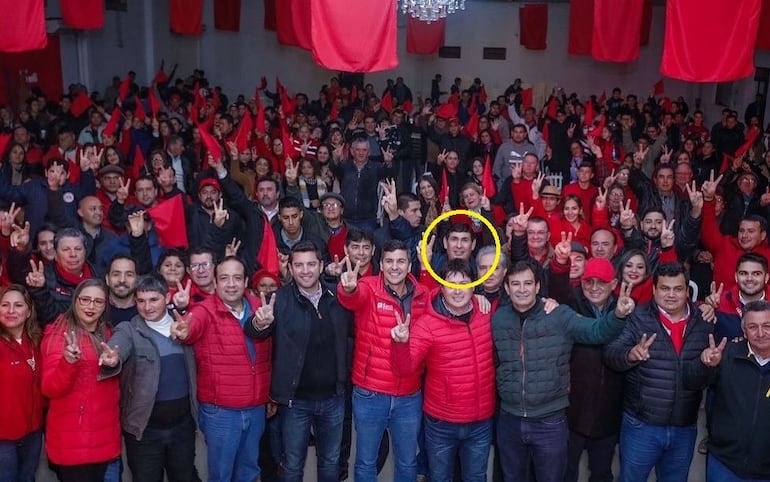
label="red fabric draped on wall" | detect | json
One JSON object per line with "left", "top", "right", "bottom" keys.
{"left": 591, "top": 0, "right": 643, "bottom": 62}
{"left": 567, "top": 0, "right": 593, "bottom": 56}
{"left": 264, "top": 0, "right": 277, "bottom": 31}
{"left": 276, "top": 0, "right": 311, "bottom": 50}
{"left": 170, "top": 0, "right": 203, "bottom": 35}
{"left": 0, "top": 0, "right": 46, "bottom": 52}
{"left": 661, "top": 0, "right": 761, "bottom": 81}
{"left": 519, "top": 4, "right": 548, "bottom": 50}
{"left": 214, "top": 0, "right": 241, "bottom": 32}
{"left": 406, "top": 17, "right": 445, "bottom": 55}
{"left": 639, "top": 0, "right": 653, "bottom": 46}
{"left": 0, "top": 35, "right": 62, "bottom": 105}
{"left": 61, "top": 0, "right": 104, "bottom": 29}
{"left": 756, "top": 0, "right": 770, "bottom": 50}
{"left": 311, "top": 0, "right": 398, "bottom": 72}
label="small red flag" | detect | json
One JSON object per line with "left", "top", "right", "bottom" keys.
{"left": 479, "top": 85, "right": 488, "bottom": 104}
{"left": 481, "top": 154, "right": 496, "bottom": 198}
{"left": 134, "top": 99, "right": 147, "bottom": 122}
{"left": 103, "top": 107, "right": 121, "bottom": 138}
{"left": 350, "top": 85, "right": 358, "bottom": 103}
{"left": 118, "top": 76, "right": 131, "bottom": 102}
{"left": 653, "top": 79, "right": 665, "bottom": 95}
{"left": 133, "top": 147, "right": 146, "bottom": 175}
{"left": 280, "top": 122, "right": 293, "bottom": 164}
{"left": 583, "top": 100, "right": 595, "bottom": 127}
{"left": 401, "top": 99, "right": 413, "bottom": 114}
{"left": 330, "top": 101, "right": 340, "bottom": 121}
{"left": 199, "top": 125, "right": 223, "bottom": 162}
{"left": 588, "top": 115, "right": 606, "bottom": 137}
{"left": 546, "top": 96, "right": 559, "bottom": 119}
{"left": 735, "top": 126, "right": 761, "bottom": 157}
{"left": 381, "top": 91, "right": 393, "bottom": 113}
{"left": 465, "top": 111, "right": 479, "bottom": 139}
{"left": 542, "top": 121, "right": 550, "bottom": 144}
{"left": 255, "top": 95, "right": 266, "bottom": 133}
{"left": 148, "top": 89, "right": 161, "bottom": 117}
{"left": 256, "top": 216, "right": 280, "bottom": 276}
{"left": 0, "top": 133, "right": 11, "bottom": 157}
{"left": 521, "top": 88, "right": 534, "bottom": 110}
{"left": 71, "top": 92, "right": 94, "bottom": 117}
{"left": 448, "top": 92, "right": 460, "bottom": 107}
{"left": 148, "top": 195, "right": 189, "bottom": 248}
{"left": 236, "top": 114, "right": 253, "bottom": 152}
{"left": 276, "top": 78, "right": 296, "bottom": 117}
{"left": 153, "top": 68, "right": 169, "bottom": 85}
{"left": 435, "top": 103, "right": 458, "bottom": 119}
{"left": 598, "top": 91, "right": 607, "bottom": 105}
{"left": 438, "top": 168, "right": 450, "bottom": 203}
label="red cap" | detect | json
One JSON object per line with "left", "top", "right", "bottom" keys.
{"left": 198, "top": 178, "right": 221, "bottom": 191}
{"left": 583, "top": 258, "right": 616, "bottom": 283}
{"left": 447, "top": 116, "right": 460, "bottom": 125}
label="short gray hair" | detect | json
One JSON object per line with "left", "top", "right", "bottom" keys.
{"left": 475, "top": 245, "right": 508, "bottom": 272}
{"left": 54, "top": 227, "right": 86, "bottom": 251}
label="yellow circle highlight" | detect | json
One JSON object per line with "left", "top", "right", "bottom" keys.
{"left": 420, "top": 209, "right": 502, "bottom": 289}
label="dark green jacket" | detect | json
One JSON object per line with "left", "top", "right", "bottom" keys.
{"left": 491, "top": 300, "right": 626, "bottom": 419}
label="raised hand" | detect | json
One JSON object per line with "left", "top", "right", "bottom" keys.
{"left": 225, "top": 238, "right": 242, "bottom": 257}
{"left": 63, "top": 330, "right": 82, "bottom": 364}
{"left": 10, "top": 221, "right": 31, "bottom": 251}
{"left": 628, "top": 333, "right": 657, "bottom": 362}
{"left": 252, "top": 292, "right": 276, "bottom": 330}
{"left": 761, "top": 187, "right": 770, "bottom": 207}
{"left": 340, "top": 257, "right": 361, "bottom": 293}
{"left": 380, "top": 178, "right": 398, "bottom": 219}
{"left": 701, "top": 170, "right": 723, "bottom": 201}
{"left": 704, "top": 282, "right": 724, "bottom": 310}
{"left": 390, "top": 311, "right": 410, "bottom": 343}
{"left": 633, "top": 146, "right": 649, "bottom": 167}
{"left": 595, "top": 187, "right": 607, "bottom": 210}
{"left": 25, "top": 260, "right": 45, "bottom": 288}
{"left": 603, "top": 169, "right": 617, "bottom": 189}
{"left": 660, "top": 219, "right": 676, "bottom": 249}
{"left": 170, "top": 310, "right": 191, "bottom": 341}
{"left": 480, "top": 189, "right": 491, "bottom": 211}
{"left": 619, "top": 199, "right": 636, "bottom": 229}
{"left": 98, "top": 342, "right": 120, "bottom": 368}
{"left": 685, "top": 180, "right": 703, "bottom": 213}
{"left": 127, "top": 210, "right": 146, "bottom": 237}
{"left": 436, "top": 149, "right": 448, "bottom": 166}
{"left": 659, "top": 145, "right": 672, "bottom": 164}
{"left": 325, "top": 255, "right": 347, "bottom": 277}
{"left": 554, "top": 231, "right": 573, "bottom": 263}
{"left": 173, "top": 280, "right": 192, "bottom": 310}
{"left": 700, "top": 334, "right": 727, "bottom": 367}
{"left": 441, "top": 196, "right": 451, "bottom": 214}
{"left": 213, "top": 198, "right": 230, "bottom": 228}
{"left": 116, "top": 177, "right": 131, "bottom": 204}
{"left": 567, "top": 123, "right": 576, "bottom": 138}
{"left": 208, "top": 153, "right": 224, "bottom": 174}
{"left": 417, "top": 234, "right": 436, "bottom": 269}
{"left": 87, "top": 147, "right": 104, "bottom": 172}
{"left": 531, "top": 172, "right": 545, "bottom": 198}
{"left": 512, "top": 203, "right": 534, "bottom": 235}
{"left": 614, "top": 282, "right": 636, "bottom": 318}
{"left": 0, "top": 202, "right": 21, "bottom": 236}
{"left": 227, "top": 141, "right": 239, "bottom": 160}
{"left": 382, "top": 147, "right": 394, "bottom": 164}
{"left": 284, "top": 158, "right": 298, "bottom": 185}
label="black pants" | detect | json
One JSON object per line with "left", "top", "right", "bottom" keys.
{"left": 56, "top": 462, "right": 108, "bottom": 482}
{"left": 124, "top": 415, "right": 198, "bottom": 482}
{"left": 564, "top": 430, "right": 617, "bottom": 482}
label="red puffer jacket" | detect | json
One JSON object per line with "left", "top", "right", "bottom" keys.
{"left": 0, "top": 334, "right": 44, "bottom": 440}
{"left": 391, "top": 294, "right": 495, "bottom": 423}
{"left": 185, "top": 293, "right": 271, "bottom": 408}
{"left": 337, "top": 274, "right": 428, "bottom": 396}
{"left": 41, "top": 322, "right": 120, "bottom": 465}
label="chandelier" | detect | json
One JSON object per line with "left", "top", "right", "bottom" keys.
{"left": 400, "top": 0, "right": 466, "bottom": 22}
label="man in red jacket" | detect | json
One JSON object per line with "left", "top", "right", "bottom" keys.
{"left": 172, "top": 256, "right": 274, "bottom": 482}
{"left": 391, "top": 259, "right": 495, "bottom": 482}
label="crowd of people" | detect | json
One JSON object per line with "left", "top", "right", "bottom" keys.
{"left": 0, "top": 66, "right": 769, "bottom": 482}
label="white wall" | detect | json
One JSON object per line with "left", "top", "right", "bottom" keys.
{"left": 52, "top": 0, "right": 765, "bottom": 124}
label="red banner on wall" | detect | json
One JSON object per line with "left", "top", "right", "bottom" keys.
{"left": 276, "top": 0, "right": 312, "bottom": 50}
{"left": 639, "top": 0, "right": 653, "bottom": 46}
{"left": 214, "top": 0, "right": 241, "bottom": 32}
{"left": 756, "top": 0, "right": 770, "bottom": 50}
{"left": 170, "top": 0, "right": 203, "bottom": 35}
{"left": 520, "top": 4, "right": 548, "bottom": 50}
{"left": 567, "top": 0, "right": 594, "bottom": 56}
{"left": 591, "top": 0, "right": 643, "bottom": 62}
{"left": 61, "top": 0, "right": 104, "bottom": 29}
{"left": 406, "top": 17, "right": 446, "bottom": 55}
{"left": 264, "top": 0, "right": 277, "bottom": 31}
{"left": 0, "top": 35, "right": 63, "bottom": 105}
{"left": 0, "top": 0, "right": 47, "bottom": 52}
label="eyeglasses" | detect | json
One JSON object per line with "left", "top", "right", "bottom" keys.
{"left": 189, "top": 261, "right": 213, "bottom": 271}
{"left": 322, "top": 202, "right": 341, "bottom": 209}
{"left": 77, "top": 296, "right": 106, "bottom": 308}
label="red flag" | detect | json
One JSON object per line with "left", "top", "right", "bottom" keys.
{"left": 406, "top": 17, "right": 446, "bottom": 55}
{"left": 0, "top": 133, "right": 11, "bottom": 157}
{"left": 735, "top": 126, "right": 761, "bottom": 157}
{"left": 190, "top": 82, "right": 205, "bottom": 124}
{"left": 71, "top": 92, "right": 94, "bottom": 118}
{"left": 103, "top": 107, "right": 121, "bottom": 138}
{"left": 481, "top": 154, "right": 496, "bottom": 198}
{"left": 276, "top": 78, "right": 296, "bottom": 117}
{"left": 236, "top": 114, "right": 253, "bottom": 152}
{"left": 468, "top": 95, "right": 478, "bottom": 116}
{"left": 465, "top": 111, "right": 479, "bottom": 139}
{"left": 264, "top": 0, "right": 277, "bottom": 31}
{"left": 653, "top": 79, "right": 665, "bottom": 95}
{"left": 401, "top": 99, "right": 413, "bottom": 114}
{"left": 591, "top": 0, "right": 643, "bottom": 62}
{"left": 479, "top": 85, "right": 488, "bottom": 105}
{"left": 170, "top": 0, "right": 203, "bottom": 35}
{"left": 568, "top": 0, "right": 594, "bottom": 56}
{"left": 276, "top": 0, "right": 311, "bottom": 49}
{"left": 381, "top": 91, "right": 393, "bottom": 114}
{"left": 661, "top": 97, "right": 672, "bottom": 113}
{"left": 214, "top": 0, "right": 241, "bottom": 31}
{"left": 588, "top": 115, "right": 606, "bottom": 137}
{"left": 520, "top": 4, "right": 549, "bottom": 50}
{"left": 435, "top": 103, "right": 458, "bottom": 119}
{"left": 258, "top": 76, "right": 268, "bottom": 91}
{"left": 546, "top": 96, "right": 559, "bottom": 119}
{"left": 661, "top": 0, "right": 760, "bottom": 82}
{"left": 542, "top": 121, "right": 550, "bottom": 144}
{"left": 134, "top": 100, "right": 147, "bottom": 122}
{"left": 255, "top": 95, "right": 266, "bottom": 133}
{"left": 153, "top": 68, "right": 169, "bottom": 85}
{"left": 448, "top": 92, "right": 460, "bottom": 107}
{"left": 583, "top": 100, "right": 595, "bottom": 127}
{"left": 148, "top": 195, "right": 189, "bottom": 248}
{"left": 640, "top": 0, "right": 653, "bottom": 46}
{"left": 0, "top": 0, "right": 46, "bottom": 52}
{"left": 133, "top": 147, "right": 146, "bottom": 178}
{"left": 350, "top": 85, "right": 358, "bottom": 104}
{"left": 280, "top": 121, "right": 293, "bottom": 164}
{"left": 256, "top": 218, "right": 280, "bottom": 275}
{"left": 598, "top": 91, "right": 607, "bottom": 106}
{"left": 757, "top": 0, "right": 770, "bottom": 49}
{"left": 311, "top": 0, "right": 398, "bottom": 72}
{"left": 148, "top": 90, "right": 161, "bottom": 117}
{"left": 330, "top": 101, "right": 340, "bottom": 121}
{"left": 438, "top": 168, "right": 449, "bottom": 203}
{"left": 521, "top": 88, "right": 534, "bottom": 110}
{"left": 199, "top": 125, "right": 223, "bottom": 162}
{"left": 118, "top": 76, "right": 131, "bottom": 102}
{"left": 61, "top": 0, "right": 104, "bottom": 29}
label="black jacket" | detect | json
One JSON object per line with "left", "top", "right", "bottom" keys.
{"left": 604, "top": 301, "right": 714, "bottom": 426}
{"left": 330, "top": 159, "right": 394, "bottom": 222}
{"left": 245, "top": 281, "right": 353, "bottom": 405}
{"left": 185, "top": 201, "right": 241, "bottom": 259}
{"left": 217, "top": 172, "right": 266, "bottom": 278}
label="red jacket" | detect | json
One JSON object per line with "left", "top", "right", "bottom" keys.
{"left": 184, "top": 293, "right": 272, "bottom": 408}
{"left": 41, "top": 322, "right": 120, "bottom": 465}
{"left": 337, "top": 274, "right": 428, "bottom": 396}
{"left": 0, "top": 334, "right": 44, "bottom": 440}
{"left": 391, "top": 294, "right": 495, "bottom": 423}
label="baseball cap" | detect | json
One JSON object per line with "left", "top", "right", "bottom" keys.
{"left": 198, "top": 178, "right": 221, "bottom": 191}
{"left": 570, "top": 241, "right": 588, "bottom": 256}
{"left": 99, "top": 164, "right": 124, "bottom": 177}
{"left": 582, "top": 258, "right": 616, "bottom": 283}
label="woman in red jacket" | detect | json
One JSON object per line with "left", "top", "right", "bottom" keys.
{"left": 41, "top": 279, "right": 120, "bottom": 482}
{"left": 0, "top": 285, "right": 44, "bottom": 482}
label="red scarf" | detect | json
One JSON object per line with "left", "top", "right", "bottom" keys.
{"left": 54, "top": 262, "right": 93, "bottom": 287}
{"left": 657, "top": 309, "right": 688, "bottom": 355}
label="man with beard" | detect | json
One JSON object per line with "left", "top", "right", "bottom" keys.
{"left": 185, "top": 177, "right": 241, "bottom": 258}
{"left": 105, "top": 255, "right": 139, "bottom": 325}
{"left": 711, "top": 253, "right": 770, "bottom": 342}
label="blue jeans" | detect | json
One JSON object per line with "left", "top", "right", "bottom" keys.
{"left": 198, "top": 403, "right": 266, "bottom": 482}
{"left": 280, "top": 396, "right": 344, "bottom": 482}
{"left": 496, "top": 410, "right": 568, "bottom": 482}
{"left": 618, "top": 411, "right": 696, "bottom": 482}
{"left": 424, "top": 415, "right": 492, "bottom": 482}
{"left": 707, "top": 453, "right": 770, "bottom": 482}
{"left": 0, "top": 430, "right": 42, "bottom": 482}
{"left": 352, "top": 386, "right": 422, "bottom": 482}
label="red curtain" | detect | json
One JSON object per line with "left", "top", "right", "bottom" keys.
{"left": 661, "top": 0, "right": 761, "bottom": 82}
{"left": 591, "top": 0, "right": 643, "bottom": 62}
{"left": 0, "top": 35, "right": 62, "bottom": 105}
{"left": 214, "top": 0, "right": 241, "bottom": 31}
{"left": 311, "top": 0, "right": 398, "bottom": 72}
{"left": 61, "top": 0, "right": 104, "bottom": 29}
{"left": 276, "top": 0, "right": 311, "bottom": 50}
{"left": 406, "top": 17, "right": 445, "bottom": 55}
{"left": 170, "top": 0, "right": 203, "bottom": 35}
{"left": 757, "top": 0, "right": 770, "bottom": 49}
{"left": 639, "top": 0, "right": 653, "bottom": 46}
{"left": 520, "top": 4, "right": 548, "bottom": 50}
{"left": 0, "top": 0, "right": 46, "bottom": 52}
{"left": 567, "top": 0, "right": 593, "bottom": 56}
{"left": 264, "top": 0, "right": 277, "bottom": 31}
